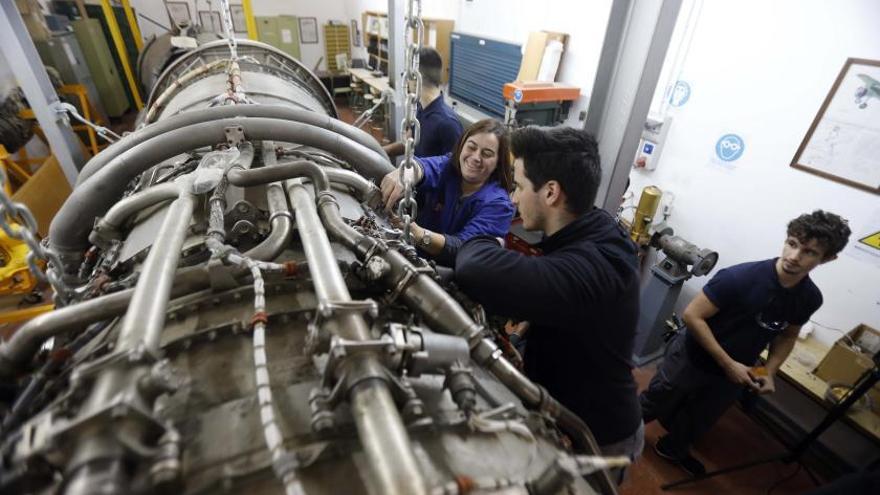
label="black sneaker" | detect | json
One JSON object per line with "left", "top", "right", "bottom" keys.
{"left": 654, "top": 436, "right": 706, "bottom": 477}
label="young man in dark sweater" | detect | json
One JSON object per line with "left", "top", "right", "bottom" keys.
{"left": 640, "top": 210, "right": 851, "bottom": 476}
{"left": 454, "top": 126, "right": 644, "bottom": 470}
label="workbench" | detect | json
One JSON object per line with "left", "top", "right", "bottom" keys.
{"left": 763, "top": 337, "right": 880, "bottom": 441}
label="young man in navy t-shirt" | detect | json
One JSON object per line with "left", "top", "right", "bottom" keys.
{"left": 640, "top": 210, "right": 851, "bottom": 476}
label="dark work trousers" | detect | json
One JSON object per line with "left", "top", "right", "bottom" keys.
{"left": 639, "top": 332, "right": 743, "bottom": 458}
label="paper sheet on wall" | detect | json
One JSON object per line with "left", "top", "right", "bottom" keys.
{"left": 281, "top": 29, "right": 293, "bottom": 44}
{"left": 428, "top": 26, "right": 437, "bottom": 48}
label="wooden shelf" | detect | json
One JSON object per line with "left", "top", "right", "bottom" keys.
{"left": 361, "top": 10, "right": 454, "bottom": 83}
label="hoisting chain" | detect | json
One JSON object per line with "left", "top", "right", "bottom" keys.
{"left": 396, "top": 0, "right": 423, "bottom": 244}
{"left": 0, "top": 167, "right": 70, "bottom": 305}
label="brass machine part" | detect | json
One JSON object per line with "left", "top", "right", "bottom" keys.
{"left": 630, "top": 186, "right": 662, "bottom": 246}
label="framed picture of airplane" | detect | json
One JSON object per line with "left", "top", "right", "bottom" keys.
{"left": 791, "top": 57, "right": 880, "bottom": 195}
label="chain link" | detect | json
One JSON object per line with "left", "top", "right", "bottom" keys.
{"left": 0, "top": 167, "right": 70, "bottom": 305}
{"left": 396, "top": 0, "right": 423, "bottom": 244}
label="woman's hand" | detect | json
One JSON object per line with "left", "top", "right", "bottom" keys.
{"left": 380, "top": 169, "right": 405, "bottom": 213}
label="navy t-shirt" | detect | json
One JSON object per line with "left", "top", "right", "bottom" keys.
{"left": 415, "top": 93, "right": 463, "bottom": 158}
{"left": 686, "top": 258, "right": 822, "bottom": 374}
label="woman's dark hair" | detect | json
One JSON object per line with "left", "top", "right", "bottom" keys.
{"left": 786, "top": 210, "right": 851, "bottom": 259}
{"left": 450, "top": 119, "right": 512, "bottom": 192}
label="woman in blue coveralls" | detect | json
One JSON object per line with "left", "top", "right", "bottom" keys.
{"left": 380, "top": 119, "right": 515, "bottom": 265}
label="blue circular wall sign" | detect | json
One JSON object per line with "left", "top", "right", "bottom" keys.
{"left": 669, "top": 80, "right": 691, "bottom": 107}
{"left": 715, "top": 134, "right": 745, "bottom": 162}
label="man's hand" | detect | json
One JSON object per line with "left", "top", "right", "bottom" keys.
{"left": 723, "top": 361, "right": 760, "bottom": 390}
{"left": 753, "top": 374, "right": 776, "bottom": 394}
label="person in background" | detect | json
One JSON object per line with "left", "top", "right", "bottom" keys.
{"left": 382, "top": 47, "right": 463, "bottom": 159}
{"left": 380, "top": 119, "right": 514, "bottom": 265}
{"left": 640, "top": 210, "right": 851, "bottom": 476}
{"left": 452, "top": 125, "right": 644, "bottom": 483}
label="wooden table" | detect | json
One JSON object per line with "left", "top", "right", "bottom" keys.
{"left": 764, "top": 337, "right": 880, "bottom": 441}
{"left": 362, "top": 76, "right": 391, "bottom": 96}
{"left": 349, "top": 68, "right": 378, "bottom": 83}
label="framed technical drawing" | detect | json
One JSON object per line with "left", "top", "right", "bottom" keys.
{"left": 229, "top": 4, "right": 248, "bottom": 33}
{"left": 791, "top": 58, "right": 880, "bottom": 195}
{"left": 165, "top": 1, "right": 191, "bottom": 26}
{"left": 299, "top": 17, "right": 318, "bottom": 44}
{"left": 198, "top": 11, "right": 222, "bottom": 33}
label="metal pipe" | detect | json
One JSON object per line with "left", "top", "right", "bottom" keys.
{"left": 287, "top": 178, "right": 426, "bottom": 495}
{"left": 314, "top": 201, "right": 619, "bottom": 493}
{"left": 97, "top": 182, "right": 180, "bottom": 232}
{"left": 77, "top": 106, "right": 389, "bottom": 186}
{"left": 243, "top": 143, "right": 292, "bottom": 261}
{"left": 51, "top": 117, "right": 393, "bottom": 256}
{"left": 63, "top": 182, "right": 197, "bottom": 495}
{"left": 0, "top": 267, "right": 212, "bottom": 377}
{"left": 116, "top": 185, "right": 195, "bottom": 352}
{"left": 144, "top": 59, "right": 228, "bottom": 123}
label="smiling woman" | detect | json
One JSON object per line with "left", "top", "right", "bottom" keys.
{"left": 380, "top": 119, "right": 515, "bottom": 264}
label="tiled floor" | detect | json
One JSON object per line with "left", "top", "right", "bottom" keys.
{"left": 621, "top": 365, "right": 822, "bottom": 495}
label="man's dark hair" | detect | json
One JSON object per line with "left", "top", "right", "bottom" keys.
{"left": 510, "top": 126, "right": 601, "bottom": 215}
{"left": 786, "top": 210, "right": 851, "bottom": 259}
{"left": 418, "top": 48, "right": 443, "bottom": 87}
{"left": 450, "top": 119, "right": 512, "bottom": 191}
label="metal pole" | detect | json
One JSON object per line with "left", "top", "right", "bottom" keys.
{"left": 387, "top": 0, "right": 407, "bottom": 142}
{"left": 0, "top": 2, "right": 86, "bottom": 185}
{"left": 242, "top": 0, "right": 258, "bottom": 40}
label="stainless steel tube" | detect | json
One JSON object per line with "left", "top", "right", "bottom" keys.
{"left": 50, "top": 117, "right": 393, "bottom": 256}
{"left": 97, "top": 182, "right": 180, "bottom": 231}
{"left": 242, "top": 144, "right": 292, "bottom": 261}
{"left": 76, "top": 106, "right": 388, "bottom": 186}
{"left": 287, "top": 179, "right": 426, "bottom": 495}
{"left": 116, "top": 186, "right": 196, "bottom": 352}
{"left": 316, "top": 206, "right": 618, "bottom": 492}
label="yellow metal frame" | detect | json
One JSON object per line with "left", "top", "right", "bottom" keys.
{"left": 0, "top": 304, "right": 54, "bottom": 324}
{"left": 99, "top": 0, "right": 143, "bottom": 109}
{"left": 17, "top": 84, "right": 106, "bottom": 165}
{"left": 0, "top": 146, "right": 34, "bottom": 193}
{"left": 243, "top": 0, "right": 257, "bottom": 40}
{"left": 120, "top": 0, "right": 143, "bottom": 51}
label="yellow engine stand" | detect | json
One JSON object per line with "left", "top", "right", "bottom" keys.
{"left": 0, "top": 226, "right": 42, "bottom": 296}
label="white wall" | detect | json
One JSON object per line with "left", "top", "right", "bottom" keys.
{"left": 129, "top": 0, "right": 350, "bottom": 71}
{"left": 626, "top": 0, "right": 880, "bottom": 345}
{"left": 455, "top": 0, "right": 613, "bottom": 127}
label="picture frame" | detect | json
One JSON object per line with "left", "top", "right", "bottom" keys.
{"left": 299, "top": 17, "right": 318, "bottom": 44}
{"left": 229, "top": 4, "right": 248, "bottom": 33}
{"left": 351, "top": 19, "right": 360, "bottom": 47}
{"left": 165, "top": 1, "right": 191, "bottom": 27}
{"left": 790, "top": 57, "right": 880, "bottom": 195}
{"left": 198, "top": 11, "right": 223, "bottom": 33}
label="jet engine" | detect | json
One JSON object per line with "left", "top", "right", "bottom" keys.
{"left": 0, "top": 40, "right": 618, "bottom": 495}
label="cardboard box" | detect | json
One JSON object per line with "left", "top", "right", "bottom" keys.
{"left": 813, "top": 324, "right": 880, "bottom": 407}
{"left": 516, "top": 31, "right": 569, "bottom": 82}
{"left": 11, "top": 156, "right": 71, "bottom": 237}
